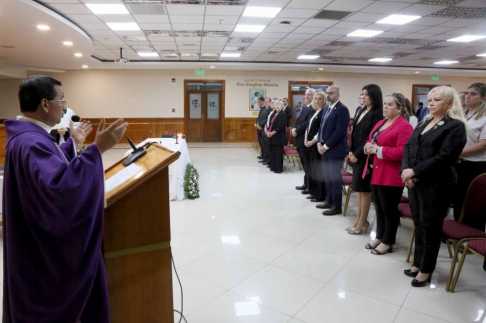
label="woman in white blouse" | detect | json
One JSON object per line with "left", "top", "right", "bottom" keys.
{"left": 454, "top": 82, "right": 486, "bottom": 231}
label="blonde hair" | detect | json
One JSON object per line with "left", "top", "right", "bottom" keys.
{"left": 467, "top": 82, "right": 486, "bottom": 120}
{"left": 387, "top": 93, "right": 410, "bottom": 121}
{"left": 425, "top": 86, "right": 467, "bottom": 128}
{"left": 312, "top": 91, "right": 327, "bottom": 110}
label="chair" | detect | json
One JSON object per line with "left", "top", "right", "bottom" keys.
{"left": 398, "top": 203, "right": 414, "bottom": 263}
{"left": 342, "top": 176, "right": 353, "bottom": 217}
{"left": 283, "top": 134, "right": 302, "bottom": 173}
{"left": 448, "top": 238, "right": 486, "bottom": 292}
{"left": 252, "top": 133, "right": 258, "bottom": 150}
{"left": 444, "top": 173, "right": 486, "bottom": 292}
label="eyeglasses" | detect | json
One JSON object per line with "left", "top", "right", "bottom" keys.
{"left": 50, "top": 98, "right": 67, "bottom": 106}
{"left": 326, "top": 92, "right": 334, "bottom": 95}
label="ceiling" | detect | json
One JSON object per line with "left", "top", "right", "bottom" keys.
{"left": 1, "top": 0, "right": 486, "bottom": 74}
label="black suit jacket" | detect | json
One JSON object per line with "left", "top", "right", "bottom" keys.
{"left": 292, "top": 105, "right": 313, "bottom": 147}
{"left": 402, "top": 116, "right": 466, "bottom": 184}
{"left": 270, "top": 112, "right": 288, "bottom": 145}
{"left": 350, "top": 108, "right": 383, "bottom": 160}
{"left": 283, "top": 105, "right": 292, "bottom": 126}
{"left": 256, "top": 107, "right": 271, "bottom": 128}
{"left": 49, "top": 128, "right": 70, "bottom": 145}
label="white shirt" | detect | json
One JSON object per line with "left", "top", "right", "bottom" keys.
{"left": 409, "top": 116, "right": 418, "bottom": 129}
{"left": 305, "top": 108, "right": 321, "bottom": 141}
{"left": 52, "top": 108, "right": 76, "bottom": 144}
{"left": 463, "top": 114, "right": 486, "bottom": 162}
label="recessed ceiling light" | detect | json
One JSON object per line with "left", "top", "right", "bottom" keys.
{"left": 106, "top": 23, "right": 140, "bottom": 31}
{"left": 297, "top": 55, "right": 319, "bottom": 59}
{"left": 138, "top": 52, "right": 159, "bottom": 57}
{"left": 376, "top": 14, "right": 421, "bottom": 25}
{"left": 37, "top": 25, "right": 50, "bottom": 30}
{"left": 434, "top": 60, "right": 459, "bottom": 65}
{"left": 415, "top": 71, "right": 420, "bottom": 73}
{"left": 347, "top": 29, "right": 383, "bottom": 37}
{"left": 234, "top": 25, "right": 266, "bottom": 33}
{"left": 477, "top": 53, "right": 486, "bottom": 57}
{"left": 243, "top": 6, "right": 282, "bottom": 18}
{"left": 63, "top": 41, "right": 73, "bottom": 46}
{"left": 210, "top": 66, "right": 216, "bottom": 68}
{"left": 369, "top": 57, "right": 392, "bottom": 62}
{"left": 74, "top": 53, "right": 82, "bottom": 57}
{"left": 447, "top": 35, "right": 486, "bottom": 43}
{"left": 85, "top": 4, "right": 129, "bottom": 15}
{"left": 82, "top": 65, "right": 88, "bottom": 69}
{"left": 318, "top": 68, "right": 323, "bottom": 70}
{"left": 220, "top": 53, "right": 241, "bottom": 58}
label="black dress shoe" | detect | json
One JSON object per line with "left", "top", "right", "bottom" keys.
{"left": 316, "top": 202, "right": 333, "bottom": 209}
{"left": 306, "top": 195, "right": 314, "bottom": 199}
{"left": 301, "top": 190, "right": 310, "bottom": 195}
{"left": 404, "top": 269, "right": 419, "bottom": 278}
{"left": 323, "top": 207, "right": 342, "bottom": 216}
{"left": 257, "top": 156, "right": 263, "bottom": 159}
{"left": 258, "top": 160, "right": 266, "bottom": 163}
{"left": 295, "top": 185, "right": 307, "bottom": 190}
{"left": 411, "top": 274, "right": 432, "bottom": 287}
{"left": 311, "top": 198, "right": 325, "bottom": 202}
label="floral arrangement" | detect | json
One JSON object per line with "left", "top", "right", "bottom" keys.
{"left": 184, "top": 164, "right": 200, "bottom": 199}
{"left": 161, "top": 131, "right": 177, "bottom": 139}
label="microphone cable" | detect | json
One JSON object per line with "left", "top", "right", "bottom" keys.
{"left": 172, "top": 254, "right": 188, "bottom": 323}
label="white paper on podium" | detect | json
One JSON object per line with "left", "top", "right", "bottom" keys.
{"left": 105, "top": 163, "right": 142, "bottom": 194}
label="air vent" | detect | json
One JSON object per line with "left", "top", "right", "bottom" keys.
{"left": 203, "top": 31, "right": 231, "bottom": 37}
{"left": 224, "top": 46, "right": 245, "bottom": 51}
{"left": 124, "top": 0, "right": 163, "bottom": 3}
{"left": 418, "top": 0, "right": 464, "bottom": 5}
{"left": 416, "top": 45, "right": 446, "bottom": 50}
{"left": 306, "top": 49, "right": 334, "bottom": 56}
{"left": 459, "top": 55, "right": 481, "bottom": 62}
{"left": 361, "top": 37, "right": 396, "bottom": 43}
{"left": 323, "top": 41, "right": 355, "bottom": 47}
{"left": 201, "top": 53, "right": 219, "bottom": 60}
{"left": 181, "top": 53, "right": 200, "bottom": 57}
{"left": 383, "top": 52, "right": 413, "bottom": 59}
{"left": 267, "top": 51, "right": 280, "bottom": 54}
{"left": 321, "top": 56, "right": 371, "bottom": 61}
{"left": 313, "top": 10, "right": 353, "bottom": 20}
{"left": 126, "top": 4, "right": 165, "bottom": 15}
{"left": 228, "top": 37, "right": 255, "bottom": 43}
{"left": 160, "top": 52, "right": 179, "bottom": 57}
{"left": 207, "top": 0, "right": 248, "bottom": 4}
{"left": 130, "top": 45, "right": 155, "bottom": 51}
{"left": 428, "top": 6, "right": 486, "bottom": 19}
{"left": 166, "top": 0, "right": 204, "bottom": 3}
{"left": 174, "top": 30, "right": 202, "bottom": 37}
{"left": 181, "top": 43, "right": 197, "bottom": 46}
{"left": 144, "top": 30, "right": 172, "bottom": 37}
{"left": 120, "top": 36, "right": 147, "bottom": 41}
{"left": 387, "top": 38, "right": 441, "bottom": 45}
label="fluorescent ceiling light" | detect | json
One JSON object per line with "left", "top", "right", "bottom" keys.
{"left": 85, "top": 4, "right": 129, "bottom": 15}
{"left": 74, "top": 53, "right": 82, "bottom": 57}
{"left": 318, "top": 68, "right": 323, "bottom": 70}
{"left": 138, "top": 52, "right": 159, "bottom": 57}
{"left": 297, "top": 55, "right": 319, "bottom": 59}
{"left": 37, "top": 25, "right": 50, "bottom": 30}
{"left": 220, "top": 53, "right": 241, "bottom": 57}
{"left": 376, "top": 14, "right": 421, "bottom": 25}
{"left": 82, "top": 65, "right": 88, "bottom": 69}
{"left": 210, "top": 66, "right": 216, "bottom": 68}
{"left": 415, "top": 71, "right": 420, "bottom": 73}
{"left": 106, "top": 23, "right": 140, "bottom": 31}
{"left": 243, "top": 6, "right": 282, "bottom": 18}
{"left": 434, "top": 60, "right": 459, "bottom": 65}
{"left": 63, "top": 41, "right": 73, "bottom": 46}
{"left": 235, "top": 25, "right": 266, "bottom": 33}
{"left": 369, "top": 57, "right": 392, "bottom": 62}
{"left": 347, "top": 29, "right": 383, "bottom": 37}
{"left": 447, "top": 35, "right": 486, "bottom": 42}
{"left": 477, "top": 53, "right": 486, "bottom": 57}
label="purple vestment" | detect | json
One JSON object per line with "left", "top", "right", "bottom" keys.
{"left": 2, "top": 120, "right": 110, "bottom": 323}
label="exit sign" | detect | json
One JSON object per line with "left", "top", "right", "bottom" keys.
{"left": 195, "top": 69, "right": 205, "bottom": 76}
{"left": 431, "top": 76, "right": 440, "bottom": 81}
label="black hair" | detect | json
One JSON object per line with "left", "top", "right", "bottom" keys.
{"left": 18, "top": 75, "right": 62, "bottom": 112}
{"left": 362, "top": 84, "right": 383, "bottom": 111}
{"left": 258, "top": 97, "right": 265, "bottom": 101}
{"left": 418, "top": 102, "right": 423, "bottom": 107}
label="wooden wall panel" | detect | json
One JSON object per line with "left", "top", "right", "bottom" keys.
{"left": 223, "top": 118, "right": 257, "bottom": 142}
{"left": 0, "top": 124, "right": 6, "bottom": 165}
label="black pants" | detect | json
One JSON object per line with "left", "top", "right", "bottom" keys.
{"left": 272, "top": 144, "right": 284, "bottom": 173}
{"left": 258, "top": 130, "right": 266, "bottom": 159}
{"left": 296, "top": 145, "right": 308, "bottom": 187}
{"left": 371, "top": 185, "right": 403, "bottom": 245}
{"left": 263, "top": 135, "right": 271, "bottom": 164}
{"left": 257, "top": 130, "right": 263, "bottom": 157}
{"left": 454, "top": 160, "right": 486, "bottom": 231}
{"left": 322, "top": 157, "right": 343, "bottom": 208}
{"left": 308, "top": 146, "right": 326, "bottom": 200}
{"left": 409, "top": 181, "right": 451, "bottom": 273}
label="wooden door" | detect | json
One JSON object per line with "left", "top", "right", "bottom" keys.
{"left": 186, "top": 90, "right": 222, "bottom": 142}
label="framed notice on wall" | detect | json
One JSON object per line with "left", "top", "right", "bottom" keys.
{"left": 249, "top": 89, "right": 265, "bottom": 111}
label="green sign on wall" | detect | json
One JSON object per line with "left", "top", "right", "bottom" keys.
{"left": 195, "top": 69, "right": 206, "bottom": 76}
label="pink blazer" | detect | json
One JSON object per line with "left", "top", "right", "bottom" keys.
{"left": 362, "top": 116, "right": 413, "bottom": 187}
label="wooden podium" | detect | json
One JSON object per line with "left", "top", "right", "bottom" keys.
{"left": 103, "top": 143, "right": 180, "bottom": 322}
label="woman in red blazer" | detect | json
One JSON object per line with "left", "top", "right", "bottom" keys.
{"left": 362, "top": 93, "right": 413, "bottom": 255}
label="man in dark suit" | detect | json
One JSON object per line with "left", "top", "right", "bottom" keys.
{"left": 255, "top": 97, "right": 269, "bottom": 161}
{"left": 317, "top": 86, "right": 350, "bottom": 215}
{"left": 282, "top": 98, "right": 292, "bottom": 127}
{"left": 263, "top": 98, "right": 275, "bottom": 168}
{"left": 292, "top": 88, "right": 316, "bottom": 191}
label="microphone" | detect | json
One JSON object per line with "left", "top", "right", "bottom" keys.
{"left": 71, "top": 115, "right": 146, "bottom": 166}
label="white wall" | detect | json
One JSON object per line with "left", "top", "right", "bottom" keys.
{"left": 0, "top": 69, "right": 483, "bottom": 119}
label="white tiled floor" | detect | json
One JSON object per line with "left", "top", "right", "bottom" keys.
{"left": 2, "top": 143, "right": 484, "bottom": 323}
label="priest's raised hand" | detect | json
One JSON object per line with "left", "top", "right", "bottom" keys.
{"left": 94, "top": 117, "right": 128, "bottom": 154}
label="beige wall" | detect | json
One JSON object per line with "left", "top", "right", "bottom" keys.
{"left": 0, "top": 69, "right": 483, "bottom": 119}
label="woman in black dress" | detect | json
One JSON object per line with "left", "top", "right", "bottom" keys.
{"left": 348, "top": 84, "right": 383, "bottom": 234}
{"left": 402, "top": 86, "right": 467, "bottom": 287}
{"left": 267, "top": 99, "right": 288, "bottom": 173}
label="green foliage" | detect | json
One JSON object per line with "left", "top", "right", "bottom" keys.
{"left": 184, "top": 164, "right": 200, "bottom": 199}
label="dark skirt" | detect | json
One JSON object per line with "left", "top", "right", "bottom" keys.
{"left": 352, "top": 157, "right": 371, "bottom": 192}
{"left": 272, "top": 144, "right": 284, "bottom": 173}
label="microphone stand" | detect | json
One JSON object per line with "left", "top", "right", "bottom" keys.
{"left": 122, "top": 135, "right": 147, "bottom": 166}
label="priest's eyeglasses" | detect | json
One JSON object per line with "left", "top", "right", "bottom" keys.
{"left": 50, "top": 98, "right": 67, "bottom": 106}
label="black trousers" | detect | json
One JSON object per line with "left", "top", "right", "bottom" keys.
{"left": 272, "top": 144, "right": 284, "bottom": 173}
{"left": 322, "top": 157, "right": 343, "bottom": 208}
{"left": 409, "top": 181, "right": 451, "bottom": 273}
{"left": 257, "top": 130, "right": 263, "bottom": 157}
{"left": 371, "top": 184, "right": 403, "bottom": 245}
{"left": 258, "top": 130, "right": 267, "bottom": 159}
{"left": 454, "top": 160, "right": 486, "bottom": 231}
{"left": 308, "top": 146, "right": 326, "bottom": 200}
{"left": 296, "top": 145, "right": 308, "bottom": 187}
{"left": 263, "top": 135, "right": 272, "bottom": 165}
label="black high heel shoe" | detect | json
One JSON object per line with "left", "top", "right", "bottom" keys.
{"left": 404, "top": 269, "right": 418, "bottom": 278}
{"left": 411, "top": 273, "right": 432, "bottom": 287}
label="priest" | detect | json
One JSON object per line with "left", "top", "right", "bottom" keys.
{"left": 2, "top": 75, "right": 128, "bottom": 322}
